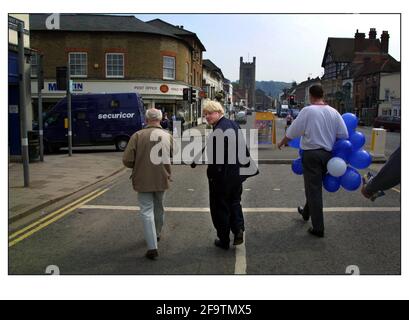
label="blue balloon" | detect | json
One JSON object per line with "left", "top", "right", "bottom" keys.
{"left": 298, "top": 149, "right": 304, "bottom": 158}
{"left": 323, "top": 174, "right": 341, "bottom": 192}
{"left": 332, "top": 139, "right": 353, "bottom": 161}
{"left": 288, "top": 137, "right": 301, "bottom": 149}
{"left": 340, "top": 167, "right": 362, "bottom": 191}
{"left": 349, "top": 131, "right": 366, "bottom": 151}
{"left": 342, "top": 113, "right": 358, "bottom": 133}
{"left": 291, "top": 158, "right": 303, "bottom": 175}
{"left": 348, "top": 149, "right": 372, "bottom": 169}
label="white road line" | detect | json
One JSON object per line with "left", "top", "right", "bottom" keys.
{"left": 234, "top": 233, "right": 247, "bottom": 275}
{"left": 392, "top": 188, "right": 400, "bottom": 193}
{"left": 80, "top": 205, "right": 400, "bottom": 213}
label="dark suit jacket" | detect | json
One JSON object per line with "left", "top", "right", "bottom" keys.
{"left": 206, "top": 117, "right": 258, "bottom": 182}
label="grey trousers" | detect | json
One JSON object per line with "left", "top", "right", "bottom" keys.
{"left": 301, "top": 149, "right": 333, "bottom": 232}
{"left": 137, "top": 191, "right": 165, "bottom": 250}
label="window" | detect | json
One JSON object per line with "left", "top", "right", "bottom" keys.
{"left": 385, "top": 89, "right": 390, "bottom": 100}
{"left": 69, "top": 52, "right": 87, "bottom": 77}
{"left": 106, "top": 53, "right": 124, "bottom": 78}
{"left": 163, "top": 56, "right": 175, "bottom": 80}
{"left": 76, "top": 111, "right": 87, "bottom": 120}
{"left": 30, "top": 54, "right": 38, "bottom": 77}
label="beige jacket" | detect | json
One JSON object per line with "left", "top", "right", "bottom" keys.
{"left": 123, "top": 125, "right": 173, "bottom": 192}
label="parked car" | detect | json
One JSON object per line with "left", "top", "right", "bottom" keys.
{"left": 235, "top": 111, "right": 247, "bottom": 125}
{"left": 373, "top": 116, "right": 400, "bottom": 132}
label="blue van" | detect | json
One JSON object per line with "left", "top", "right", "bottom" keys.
{"left": 42, "top": 93, "right": 145, "bottom": 152}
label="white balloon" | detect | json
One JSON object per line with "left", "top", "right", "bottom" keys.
{"left": 327, "top": 157, "right": 347, "bottom": 177}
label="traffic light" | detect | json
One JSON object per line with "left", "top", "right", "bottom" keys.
{"left": 183, "top": 88, "right": 190, "bottom": 101}
{"left": 289, "top": 95, "right": 295, "bottom": 105}
{"left": 191, "top": 88, "right": 197, "bottom": 103}
{"left": 56, "top": 66, "right": 67, "bottom": 90}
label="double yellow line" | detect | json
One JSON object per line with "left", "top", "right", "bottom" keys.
{"left": 9, "top": 188, "right": 109, "bottom": 248}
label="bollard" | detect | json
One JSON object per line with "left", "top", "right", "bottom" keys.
{"left": 370, "top": 128, "right": 387, "bottom": 160}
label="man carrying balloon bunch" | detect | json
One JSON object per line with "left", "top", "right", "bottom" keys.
{"left": 278, "top": 85, "right": 348, "bottom": 238}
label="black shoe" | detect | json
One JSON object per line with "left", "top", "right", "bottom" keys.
{"left": 308, "top": 227, "right": 324, "bottom": 238}
{"left": 214, "top": 239, "right": 229, "bottom": 250}
{"left": 145, "top": 249, "right": 159, "bottom": 260}
{"left": 298, "top": 206, "right": 310, "bottom": 221}
{"left": 233, "top": 229, "right": 244, "bottom": 246}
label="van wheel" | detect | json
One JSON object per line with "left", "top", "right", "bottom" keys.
{"left": 115, "top": 138, "right": 129, "bottom": 151}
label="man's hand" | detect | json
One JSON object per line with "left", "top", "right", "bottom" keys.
{"left": 278, "top": 136, "right": 289, "bottom": 150}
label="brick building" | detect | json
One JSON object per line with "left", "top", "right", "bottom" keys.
{"left": 29, "top": 14, "right": 206, "bottom": 128}
{"left": 321, "top": 28, "right": 400, "bottom": 124}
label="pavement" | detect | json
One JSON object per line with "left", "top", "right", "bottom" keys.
{"left": 8, "top": 121, "right": 390, "bottom": 224}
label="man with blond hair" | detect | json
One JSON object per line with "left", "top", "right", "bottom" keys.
{"left": 123, "top": 108, "right": 173, "bottom": 260}
{"left": 198, "top": 100, "right": 258, "bottom": 250}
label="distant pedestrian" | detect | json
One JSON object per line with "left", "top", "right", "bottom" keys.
{"left": 278, "top": 85, "right": 348, "bottom": 237}
{"left": 361, "top": 146, "right": 400, "bottom": 199}
{"left": 123, "top": 108, "right": 174, "bottom": 260}
{"left": 285, "top": 113, "right": 293, "bottom": 131}
{"left": 160, "top": 112, "right": 169, "bottom": 130}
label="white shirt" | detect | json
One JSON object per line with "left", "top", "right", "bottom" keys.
{"left": 286, "top": 104, "right": 349, "bottom": 151}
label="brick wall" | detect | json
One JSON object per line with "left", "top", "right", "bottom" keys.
{"left": 31, "top": 31, "right": 195, "bottom": 83}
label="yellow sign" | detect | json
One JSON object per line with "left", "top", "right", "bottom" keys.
{"left": 255, "top": 112, "right": 276, "bottom": 145}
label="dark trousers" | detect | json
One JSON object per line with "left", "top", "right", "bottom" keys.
{"left": 301, "top": 149, "right": 332, "bottom": 232}
{"left": 208, "top": 178, "right": 244, "bottom": 244}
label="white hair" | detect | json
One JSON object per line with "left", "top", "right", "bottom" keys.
{"left": 145, "top": 108, "right": 163, "bottom": 121}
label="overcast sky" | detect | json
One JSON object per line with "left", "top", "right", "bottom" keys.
{"left": 135, "top": 14, "right": 400, "bottom": 84}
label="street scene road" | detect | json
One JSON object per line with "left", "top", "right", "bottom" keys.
{"left": 8, "top": 13, "right": 401, "bottom": 282}
{"left": 9, "top": 114, "right": 401, "bottom": 275}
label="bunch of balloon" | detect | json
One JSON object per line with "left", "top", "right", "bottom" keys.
{"left": 323, "top": 113, "right": 372, "bottom": 192}
{"left": 289, "top": 137, "right": 303, "bottom": 175}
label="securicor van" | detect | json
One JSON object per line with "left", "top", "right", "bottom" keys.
{"left": 42, "top": 93, "right": 145, "bottom": 152}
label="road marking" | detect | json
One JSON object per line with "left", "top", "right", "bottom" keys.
{"left": 9, "top": 188, "right": 104, "bottom": 240}
{"left": 392, "top": 188, "right": 400, "bottom": 193}
{"left": 234, "top": 233, "right": 247, "bottom": 275}
{"left": 273, "top": 188, "right": 281, "bottom": 191}
{"left": 80, "top": 205, "right": 400, "bottom": 213}
{"left": 9, "top": 189, "right": 109, "bottom": 248}
{"left": 187, "top": 189, "right": 195, "bottom": 192}
{"left": 244, "top": 188, "right": 251, "bottom": 191}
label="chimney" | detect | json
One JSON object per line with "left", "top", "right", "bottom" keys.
{"left": 354, "top": 29, "right": 366, "bottom": 52}
{"left": 240, "top": 57, "right": 243, "bottom": 63}
{"left": 369, "top": 28, "right": 377, "bottom": 40}
{"left": 381, "top": 31, "right": 389, "bottom": 53}
{"left": 253, "top": 57, "right": 256, "bottom": 64}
